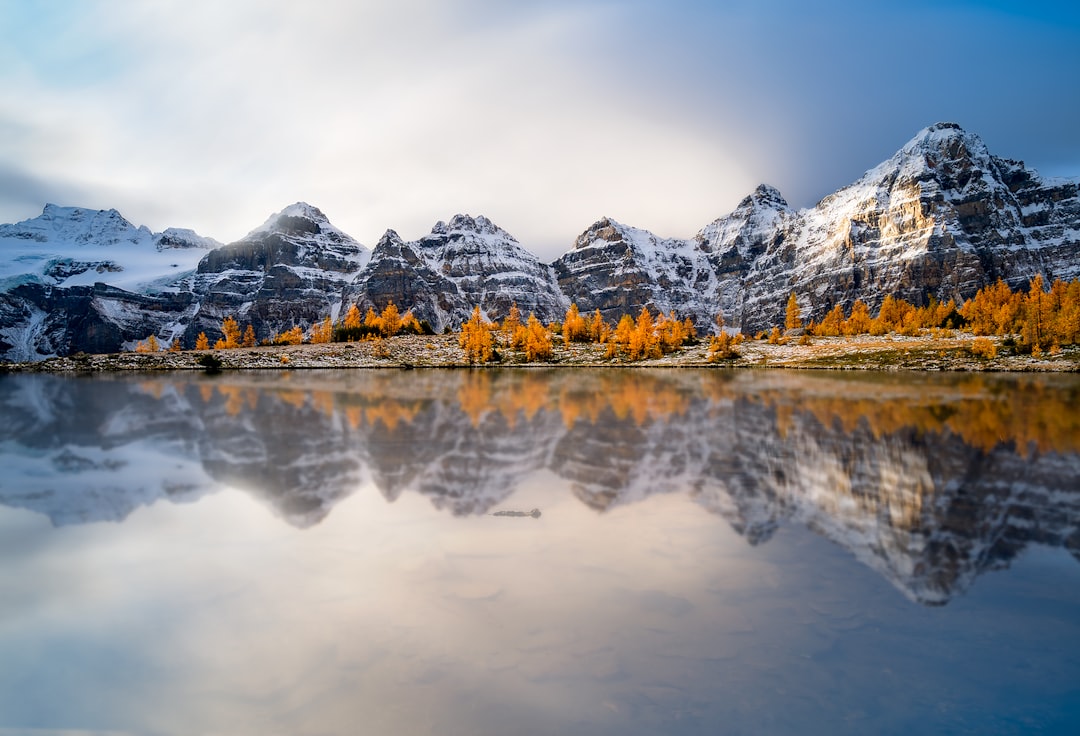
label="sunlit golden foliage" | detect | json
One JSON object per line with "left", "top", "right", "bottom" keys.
{"left": 602, "top": 307, "right": 688, "bottom": 361}
{"left": 195, "top": 332, "right": 210, "bottom": 350}
{"left": 767, "top": 326, "right": 787, "bottom": 345}
{"left": 812, "top": 304, "right": 845, "bottom": 337}
{"left": 309, "top": 316, "right": 333, "bottom": 344}
{"left": 271, "top": 326, "right": 304, "bottom": 345}
{"left": 589, "top": 309, "right": 611, "bottom": 343}
{"left": 523, "top": 314, "right": 553, "bottom": 361}
{"left": 969, "top": 336, "right": 997, "bottom": 359}
{"left": 707, "top": 312, "right": 741, "bottom": 361}
{"left": 214, "top": 316, "right": 242, "bottom": 350}
{"left": 459, "top": 306, "right": 495, "bottom": 363}
{"left": 785, "top": 292, "right": 803, "bottom": 330}
{"left": 960, "top": 279, "right": 1023, "bottom": 336}
{"left": 134, "top": 334, "right": 160, "bottom": 353}
{"left": 843, "top": 300, "right": 873, "bottom": 336}
{"left": 562, "top": 303, "right": 590, "bottom": 343}
{"left": 960, "top": 275, "right": 1080, "bottom": 350}
{"left": 501, "top": 302, "right": 522, "bottom": 339}
{"left": 343, "top": 304, "right": 363, "bottom": 331}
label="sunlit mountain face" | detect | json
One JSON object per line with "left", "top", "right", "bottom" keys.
{"left": 1, "top": 368, "right": 1077, "bottom": 606}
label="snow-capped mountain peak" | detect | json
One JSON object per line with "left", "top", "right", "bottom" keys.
{"left": 1, "top": 204, "right": 153, "bottom": 247}
{"left": 246, "top": 201, "right": 342, "bottom": 239}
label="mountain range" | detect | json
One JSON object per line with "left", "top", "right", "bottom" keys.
{"left": 1, "top": 122, "right": 1077, "bottom": 360}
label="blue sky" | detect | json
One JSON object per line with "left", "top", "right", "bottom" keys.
{"left": 0, "top": 0, "right": 1077, "bottom": 259}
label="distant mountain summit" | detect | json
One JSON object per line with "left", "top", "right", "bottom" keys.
{"left": 0, "top": 123, "right": 1078, "bottom": 359}
{"left": 187, "top": 202, "right": 370, "bottom": 343}
{"left": 345, "top": 213, "right": 566, "bottom": 331}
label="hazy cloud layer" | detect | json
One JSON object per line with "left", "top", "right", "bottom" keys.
{"left": 0, "top": 0, "right": 1077, "bottom": 259}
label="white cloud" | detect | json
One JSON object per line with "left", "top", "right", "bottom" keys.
{"left": 0, "top": 0, "right": 1077, "bottom": 260}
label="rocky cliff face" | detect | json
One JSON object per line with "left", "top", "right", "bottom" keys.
{"left": 1, "top": 124, "right": 1078, "bottom": 359}
{"left": 186, "top": 202, "right": 371, "bottom": 344}
{"left": 344, "top": 214, "right": 567, "bottom": 331}
{"left": 736, "top": 122, "right": 1080, "bottom": 331}
{"left": 559, "top": 124, "right": 1080, "bottom": 333}
{"left": 0, "top": 205, "right": 215, "bottom": 359}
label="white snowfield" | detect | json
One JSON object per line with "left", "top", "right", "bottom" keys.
{"left": 0, "top": 204, "right": 220, "bottom": 293}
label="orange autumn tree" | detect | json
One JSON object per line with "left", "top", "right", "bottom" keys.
{"left": 562, "top": 303, "right": 589, "bottom": 343}
{"left": 459, "top": 306, "right": 495, "bottom": 363}
{"left": 310, "top": 316, "right": 333, "bottom": 344}
{"left": 501, "top": 303, "right": 522, "bottom": 341}
{"left": 214, "top": 316, "right": 242, "bottom": 349}
{"left": 271, "top": 325, "right": 304, "bottom": 345}
{"left": 785, "top": 292, "right": 803, "bottom": 330}
{"left": 195, "top": 332, "right": 210, "bottom": 350}
{"left": 523, "top": 313, "right": 553, "bottom": 361}
{"left": 134, "top": 334, "right": 160, "bottom": 352}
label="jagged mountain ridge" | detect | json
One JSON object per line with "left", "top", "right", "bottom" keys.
{"left": 184, "top": 202, "right": 372, "bottom": 344}
{"left": 1, "top": 123, "right": 1078, "bottom": 359}
{"left": 344, "top": 214, "right": 567, "bottom": 332}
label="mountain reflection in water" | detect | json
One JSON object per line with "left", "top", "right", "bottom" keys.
{"left": 1, "top": 368, "right": 1078, "bottom": 606}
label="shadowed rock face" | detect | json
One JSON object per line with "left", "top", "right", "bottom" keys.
{"left": 187, "top": 203, "right": 371, "bottom": 345}
{"left": 2, "top": 369, "right": 1078, "bottom": 605}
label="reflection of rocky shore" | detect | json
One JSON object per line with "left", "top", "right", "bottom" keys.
{"left": 1, "top": 369, "right": 1078, "bottom": 604}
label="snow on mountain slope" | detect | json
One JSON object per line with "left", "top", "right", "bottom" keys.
{"left": 345, "top": 214, "right": 567, "bottom": 331}
{"left": 186, "top": 202, "right": 371, "bottom": 345}
{"left": 738, "top": 122, "right": 1080, "bottom": 330}
{"left": 0, "top": 204, "right": 216, "bottom": 293}
{"left": 555, "top": 123, "right": 1079, "bottom": 334}
{"left": 1, "top": 122, "right": 1078, "bottom": 358}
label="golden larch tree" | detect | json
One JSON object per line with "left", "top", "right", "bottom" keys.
{"left": 785, "top": 292, "right": 802, "bottom": 330}
{"left": 459, "top": 306, "right": 494, "bottom": 363}
{"left": 343, "top": 304, "right": 362, "bottom": 330}
{"left": 524, "top": 314, "right": 553, "bottom": 361}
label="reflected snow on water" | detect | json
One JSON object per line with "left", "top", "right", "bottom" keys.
{"left": 1, "top": 369, "right": 1078, "bottom": 734}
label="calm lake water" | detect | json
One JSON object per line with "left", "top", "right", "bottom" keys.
{"left": 1, "top": 368, "right": 1078, "bottom": 735}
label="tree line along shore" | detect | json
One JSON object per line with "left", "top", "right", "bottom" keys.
{"left": 5, "top": 276, "right": 1079, "bottom": 373}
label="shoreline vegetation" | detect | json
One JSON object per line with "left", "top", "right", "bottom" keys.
{"left": 4, "top": 275, "right": 1080, "bottom": 373}
{"left": 4, "top": 331, "right": 1078, "bottom": 373}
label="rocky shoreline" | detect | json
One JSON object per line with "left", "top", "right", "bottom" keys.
{"left": 3, "top": 333, "right": 1078, "bottom": 373}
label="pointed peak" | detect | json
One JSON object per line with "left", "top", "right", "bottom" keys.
{"left": 573, "top": 216, "right": 638, "bottom": 250}
{"left": 899, "top": 122, "right": 990, "bottom": 162}
{"left": 245, "top": 202, "right": 342, "bottom": 240}
{"left": 425, "top": 214, "right": 517, "bottom": 243}
{"left": 377, "top": 228, "right": 404, "bottom": 246}
{"left": 276, "top": 201, "right": 327, "bottom": 221}
{"left": 738, "top": 184, "right": 789, "bottom": 211}
{"left": 444, "top": 213, "right": 506, "bottom": 237}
